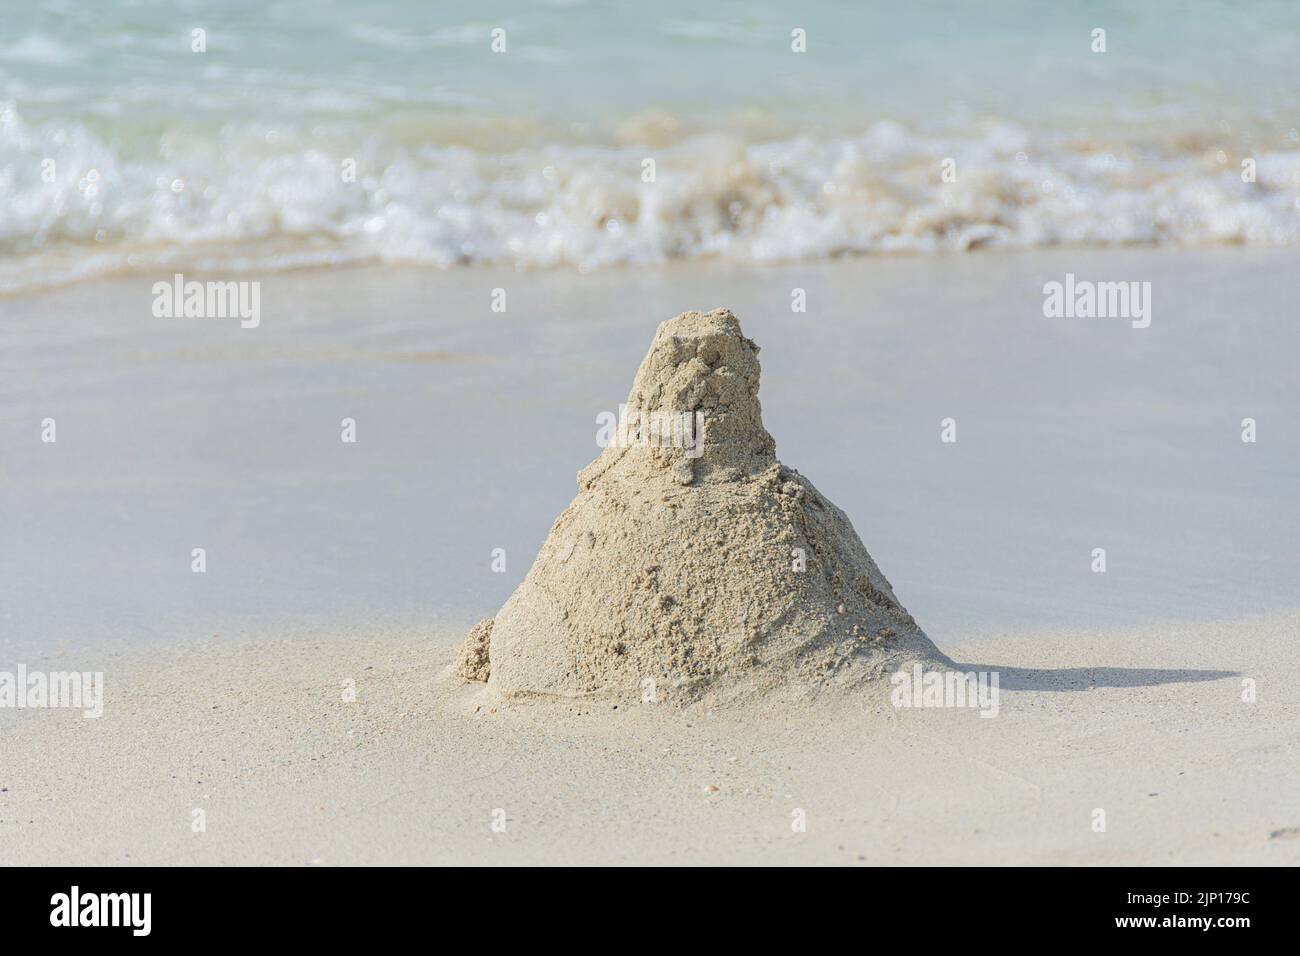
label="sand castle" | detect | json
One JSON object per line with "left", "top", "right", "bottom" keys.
{"left": 457, "top": 309, "right": 944, "bottom": 704}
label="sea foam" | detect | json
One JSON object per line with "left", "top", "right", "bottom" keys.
{"left": 3, "top": 102, "right": 1298, "bottom": 293}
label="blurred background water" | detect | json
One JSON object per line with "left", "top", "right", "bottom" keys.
{"left": 3, "top": 0, "right": 1299, "bottom": 290}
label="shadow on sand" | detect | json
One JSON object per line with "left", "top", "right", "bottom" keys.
{"left": 941, "top": 663, "right": 1238, "bottom": 692}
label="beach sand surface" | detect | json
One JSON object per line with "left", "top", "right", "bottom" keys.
{"left": 2, "top": 247, "right": 1297, "bottom": 864}
{"left": 1, "top": 613, "right": 1297, "bottom": 866}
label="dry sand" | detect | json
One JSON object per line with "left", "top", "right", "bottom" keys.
{"left": 2, "top": 611, "right": 1296, "bottom": 866}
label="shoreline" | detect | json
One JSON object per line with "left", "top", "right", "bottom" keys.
{"left": 1, "top": 238, "right": 1296, "bottom": 302}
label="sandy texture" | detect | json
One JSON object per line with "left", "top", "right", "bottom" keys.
{"left": 2, "top": 249, "right": 1296, "bottom": 865}
{"left": 455, "top": 619, "right": 493, "bottom": 682}
{"left": 2, "top": 612, "right": 1297, "bottom": 866}
{"left": 465, "top": 310, "right": 942, "bottom": 704}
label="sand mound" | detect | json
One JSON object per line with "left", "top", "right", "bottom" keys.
{"left": 457, "top": 309, "right": 945, "bottom": 704}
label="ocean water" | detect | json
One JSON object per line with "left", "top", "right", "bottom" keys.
{"left": 2, "top": 0, "right": 1299, "bottom": 290}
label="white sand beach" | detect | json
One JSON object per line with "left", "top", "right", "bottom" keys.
{"left": 2, "top": 247, "right": 1297, "bottom": 865}
{"left": 7, "top": 0, "right": 1300, "bottom": 879}
{"left": 1, "top": 611, "right": 1297, "bottom": 866}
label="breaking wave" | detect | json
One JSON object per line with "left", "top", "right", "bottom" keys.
{"left": 3, "top": 101, "right": 1299, "bottom": 293}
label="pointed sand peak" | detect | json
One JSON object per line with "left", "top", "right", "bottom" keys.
{"left": 458, "top": 309, "right": 944, "bottom": 706}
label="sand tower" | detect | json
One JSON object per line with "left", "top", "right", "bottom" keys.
{"left": 457, "top": 309, "right": 944, "bottom": 704}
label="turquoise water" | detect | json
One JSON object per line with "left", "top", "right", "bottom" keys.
{"left": 2, "top": 0, "right": 1299, "bottom": 288}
